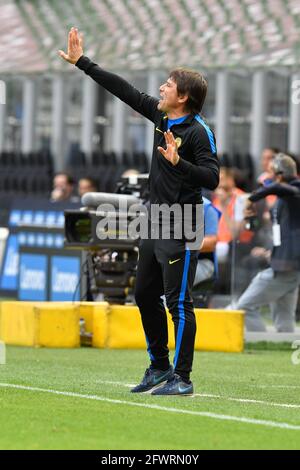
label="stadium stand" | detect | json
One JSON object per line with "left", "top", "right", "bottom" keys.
{"left": 1, "top": 0, "right": 300, "bottom": 73}
{"left": 0, "top": 150, "right": 151, "bottom": 200}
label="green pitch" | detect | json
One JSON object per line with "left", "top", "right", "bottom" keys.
{"left": 0, "top": 346, "right": 300, "bottom": 450}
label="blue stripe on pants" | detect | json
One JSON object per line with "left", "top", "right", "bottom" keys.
{"left": 145, "top": 335, "right": 155, "bottom": 361}
{"left": 174, "top": 248, "right": 191, "bottom": 369}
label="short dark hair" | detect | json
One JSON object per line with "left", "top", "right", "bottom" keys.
{"left": 220, "top": 166, "right": 235, "bottom": 179}
{"left": 264, "top": 147, "right": 281, "bottom": 156}
{"left": 169, "top": 68, "right": 208, "bottom": 115}
{"left": 79, "top": 176, "right": 98, "bottom": 190}
{"left": 54, "top": 172, "right": 74, "bottom": 186}
{"left": 270, "top": 147, "right": 281, "bottom": 154}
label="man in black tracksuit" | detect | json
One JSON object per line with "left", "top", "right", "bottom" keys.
{"left": 59, "top": 27, "right": 219, "bottom": 395}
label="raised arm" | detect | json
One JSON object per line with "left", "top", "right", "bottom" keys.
{"left": 249, "top": 182, "right": 300, "bottom": 202}
{"left": 58, "top": 28, "right": 160, "bottom": 123}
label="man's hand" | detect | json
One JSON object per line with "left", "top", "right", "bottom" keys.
{"left": 251, "top": 247, "right": 271, "bottom": 260}
{"left": 244, "top": 198, "right": 256, "bottom": 218}
{"left": 58, "top": 27, "right": 84, "bottom": 64}
{"left": 158, "top": 130, "right": 180, "bottom": 166}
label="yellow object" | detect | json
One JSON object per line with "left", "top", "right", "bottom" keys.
{"left": 0, "top": 302, "right": 38, "bottom": 346}
{"left": 107, "top": 305, "right": 244, "bottom": 353}
{"left": 195, "top": 309, "right": 244, "bottom": 353}
{"left": 107, "top": 305, "right": 145, "bottom": 349}
{"left": 0, "top": 301, "right": 244, "bottom": 352}
{"left": 36, "top": 304, "right": 80, "bottom": 348}
{"left": 0, "top": 301, "right": 80, "bottom": 348}
{"left": 91, "top": 302, "right": 110, "bottom": 348}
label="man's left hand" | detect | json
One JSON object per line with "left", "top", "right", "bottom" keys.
{"left": 158, "top": 130, "right": 180, "bottom": 166}
{"left": 244, "top": 199, "right": 256, "bottom": 218}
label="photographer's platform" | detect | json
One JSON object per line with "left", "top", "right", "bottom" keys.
{"left": 0, "top": 301, "right": 244, "bottom": 353}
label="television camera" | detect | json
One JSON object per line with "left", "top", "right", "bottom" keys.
{"left": 64, "top": 174, "right": 148, "bottom": 303}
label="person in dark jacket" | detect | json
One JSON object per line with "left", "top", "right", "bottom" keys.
{"left": 236, "top": 154, "right": 300, "bottom": 332}
{"left": 59, "top": 28, "right": 219, "bottom": 395}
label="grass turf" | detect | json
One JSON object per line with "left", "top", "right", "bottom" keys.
{"left": 0, "top": 346, "right": 300, "bottom": 450}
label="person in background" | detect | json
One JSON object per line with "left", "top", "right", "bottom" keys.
{"left": 236, "top": 154, "right": 300, "bottom": 332}
{"left": 78, "top": 177, "right": 98, "bottom": 198}
{"left": 51, "top": 173, "right": 79, "bottom": 202}
{"left": 257, "top": 147, "right": 280, "bottom": 187}
{"left": 213, "top": 167, "right": 252, "bottom": 263}
{"left": 193, "top": 197, "right": 221, "bottom": 286}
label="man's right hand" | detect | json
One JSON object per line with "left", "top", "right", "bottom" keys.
{"left": 58, "top": 27, "right": 84, "bottom": 64}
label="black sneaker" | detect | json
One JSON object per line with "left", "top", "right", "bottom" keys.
{"left": 131, "top": 366, "right": 174, "bottom": 393}
{"left": 151, "top": 373, "right": 194, "bottom": 396}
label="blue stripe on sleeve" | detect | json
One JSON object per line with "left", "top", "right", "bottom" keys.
{"left": 194, "top": 114, "right": 217, "bottom": 154}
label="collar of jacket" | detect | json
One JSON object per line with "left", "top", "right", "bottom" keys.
{"left": 161, "top": 113, "right": 196, "bottom": 126}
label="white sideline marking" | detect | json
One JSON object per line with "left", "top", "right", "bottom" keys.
{"left": 193, "top": 393, "right": 300, "bottom": 409}
{"left": 95, "top": 380, "right": 136, "bottom": 388}
{"left": 0, "top": 383, "right": 300, "bottom": 431}
{"left": 253, "top": 385, "right": 300, "bottom": 390}
{"left": 97, "top": 380, "right": 300, "bottom": 409}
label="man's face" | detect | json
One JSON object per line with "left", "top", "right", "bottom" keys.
{"left": 53, "top": 175, "right": 73, "bottom": 199}
{"left": 158, "top": 77, "right": 187, "bottom": 113}
{"left": 218, "top": 170, "right": 235, "bottom": 193}
{"left": 78, "top": 179, "right": 96, "bottom": 197}
{"left": 214, "top": 170, "right": 235, "bottom": 203}
{"left": 261, "top": 149, "right": 275, "bottom": 172}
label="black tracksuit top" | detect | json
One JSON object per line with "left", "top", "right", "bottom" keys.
{"left": 76, "top": 56, "right": 220, "bottom": 206}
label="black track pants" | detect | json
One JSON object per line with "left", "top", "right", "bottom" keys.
{"left": 135, "top": 238, "right": 198, "bottom": 381}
